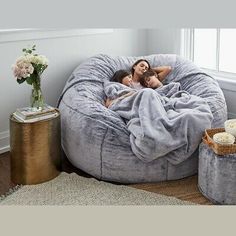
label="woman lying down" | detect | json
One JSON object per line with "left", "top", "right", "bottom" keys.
{"left": 103, "top": 69, "right": 213, "bottom": 165}
{"left": 105, "top": 69, "right": 182, "bottom": 108}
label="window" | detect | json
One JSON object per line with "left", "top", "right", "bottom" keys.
{"left": 219, "top": 29, "right": 236, "bottom": 73}
{"left": 181, "top": 28, "right": 236, "bottom": 79}
{"left": 193, "top": 29, "right": 217, "bottom": 70}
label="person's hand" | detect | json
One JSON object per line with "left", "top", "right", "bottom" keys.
{"left": 105, "top": 98, "right": 112, "bottom": 108}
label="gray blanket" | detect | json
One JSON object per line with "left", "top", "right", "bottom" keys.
{"left": 104, "top": 81, "right": 213, "bottom": 163}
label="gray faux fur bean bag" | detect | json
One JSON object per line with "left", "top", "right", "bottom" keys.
{"left": 58, "top": 54, "right": 227, "bottom": 183}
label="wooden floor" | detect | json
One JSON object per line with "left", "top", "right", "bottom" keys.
{"left": 0, "top": 152, "right": 212, "bottom": 205}
{"left": 0, "top": 152, "right": 15, "bottom": 196}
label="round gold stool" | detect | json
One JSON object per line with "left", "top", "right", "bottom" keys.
{"left": 10, "top": 110, "right": 61, "bottom": 185}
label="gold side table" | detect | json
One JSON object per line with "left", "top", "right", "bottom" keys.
{"left": 10, "top": 110, "right": 61, "bottom": 185}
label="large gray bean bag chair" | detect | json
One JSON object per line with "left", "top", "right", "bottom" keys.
{"left": 58, "top": 54, "right": 227, "bottom": 183}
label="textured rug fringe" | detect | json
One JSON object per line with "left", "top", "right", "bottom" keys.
{"left": 0, "top": 185, "right": 22, "bottom": 202}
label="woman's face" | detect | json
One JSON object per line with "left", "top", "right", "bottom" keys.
{"left": 133, "top": 61, "right": 149, "bottom": 76}
{"left": 122, "top": 74, "right": 133, "bottom": 87}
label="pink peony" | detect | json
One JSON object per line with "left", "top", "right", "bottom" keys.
{"left": 12, "top": 60, "right": 34, "bottom": 79}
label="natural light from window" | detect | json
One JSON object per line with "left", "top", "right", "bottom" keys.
{"left": 219, "top": 29, "right": 236, "bottom": 73}
{"left": 191, "top": 28, "right": 236, "bottom": 77}
{"left": 193, "top": 29, "right": 217, "bottom": 70}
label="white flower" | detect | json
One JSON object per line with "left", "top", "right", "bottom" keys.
{"left": 31, "top": 55, "right": 49, "bottom": 65}
{"left": 12, "top": 45, "right": 49, "bottom": 84}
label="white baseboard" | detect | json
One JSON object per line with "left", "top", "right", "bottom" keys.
{"left": 0, "top": 146, "right": 10, "bottom": 154}
{"left": 0, "top": 131, "right": 10, "bottom": 154}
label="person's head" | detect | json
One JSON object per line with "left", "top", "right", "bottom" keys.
{"left": 140, "top": 69, "right": 163, "bottom": 89}
{"left": 111, "top": 70, "right": 133, "bottom": 87}
{"left": 131, "top": 59, "right": 150, "bottom": 77}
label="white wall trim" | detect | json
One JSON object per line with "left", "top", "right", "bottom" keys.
{"left": 213, "top": 76, "right": 236, "bottom": 119}
{"left": 0, "top": 29, "right": 114, "bottom": 43}
{"left": 180, "top": 28, "right": 194, "bottom": 60}
{"left": 215, "top": 76, "right": 236, "bottom": 92}
{"left": 0, "top": 131, "right": 10, "bottom": 154}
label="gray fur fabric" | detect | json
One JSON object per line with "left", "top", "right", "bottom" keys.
{"left": 198, "top": 143, "right": 236, "bottom": 205}
{"left": 58, "top": 54, "right": 227, "bottom": 183}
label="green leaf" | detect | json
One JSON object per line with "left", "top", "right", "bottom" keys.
{"left": 26, "top": 75, "right": 35, "bottom": 85}
{"left": 33, "top": 64, "right": 46, "bottom": 75}
{"left": 26, "top": 72, "right": 41, "bottom": 85}
{"left": 17, "top": 78, "right": 26, "bottom": 84}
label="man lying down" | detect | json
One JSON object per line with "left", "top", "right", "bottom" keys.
{"left": 103, "top": 69, "right": 213, "bottom": 164}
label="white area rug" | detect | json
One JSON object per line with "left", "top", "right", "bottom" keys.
{"left": 0, "top": 172, "right": 196, "bottom": 205}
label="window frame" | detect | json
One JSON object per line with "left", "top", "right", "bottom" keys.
{"left": 181, "top": 28, "right": 236, "bottom": 81}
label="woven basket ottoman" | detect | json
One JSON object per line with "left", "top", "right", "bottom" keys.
{"left": 198, "top": 142, "right": 236, "bottom": 205}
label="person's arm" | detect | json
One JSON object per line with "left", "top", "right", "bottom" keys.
{"left": 152, "top": 66, "right": 172, "bottom": 82}
{"left": 105, "top": 91, "right": 137, "bottom": 108}
{"left": 105, "top": 98, "right": 114, "bottom": 108}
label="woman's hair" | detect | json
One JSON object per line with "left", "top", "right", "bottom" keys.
{"left": 131, "top": 59, "right": 151, "bottom": 75}
{"left": 111, "top": 70, "right": 131, "bottom": 83}
{"left": 139, "top": 69, "right": 157, "bottom": 87}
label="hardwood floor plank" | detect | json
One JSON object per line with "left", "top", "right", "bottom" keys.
{"left": 130, "top": 175, "right": 212, "bottom": 205}
{"left": 0, "top": 152, "right": 16, "bottom": 196}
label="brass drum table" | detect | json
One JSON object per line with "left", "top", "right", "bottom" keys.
{"left": 10, "top": 110, "right": 61, "bottom": 185}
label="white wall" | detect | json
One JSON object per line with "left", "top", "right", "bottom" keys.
{"left": 0, "top": 29, "right": 148, "bottom": 153}
{"left": 146, "top": 29, "right": 182, "bottom": 55}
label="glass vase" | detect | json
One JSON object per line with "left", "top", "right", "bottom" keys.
{"left": 30, "top": 79, "right": 44, "bottom": 112}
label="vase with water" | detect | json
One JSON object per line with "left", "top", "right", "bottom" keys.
{"left": 30, "top": 76, "right": 44, "bottom": 112}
